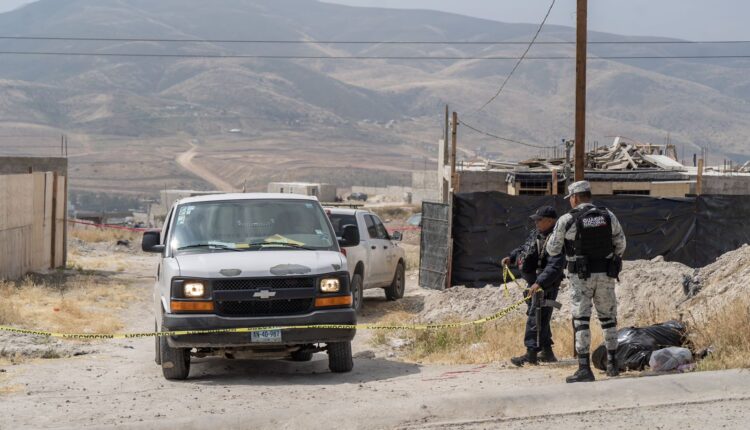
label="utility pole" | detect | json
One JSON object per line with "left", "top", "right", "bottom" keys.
{"left": 450, "top": 111, "right": 458, "bottom": 190}
{"left": 574, "top": 0, "right": 588, "bottom": 181}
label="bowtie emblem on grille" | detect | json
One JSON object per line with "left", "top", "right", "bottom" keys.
{"left": 253, "top": 290, "right": 277, "bottom": 299}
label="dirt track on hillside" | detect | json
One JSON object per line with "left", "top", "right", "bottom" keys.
{"left": 1, "top": 252, "right": 749, "bottom": 429}
{"left": 175, "top": 142, "right": 237, "bottom": 192}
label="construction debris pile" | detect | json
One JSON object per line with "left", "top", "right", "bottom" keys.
{"left": 585, "top": 137, "right": 683, "bottom": 171}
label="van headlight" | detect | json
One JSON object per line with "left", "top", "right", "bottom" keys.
{"left": 319, "top": 278, "right": 341, "bottom": 293}
{"left": 184, "top": 281, "right": 206, "bottom": 298}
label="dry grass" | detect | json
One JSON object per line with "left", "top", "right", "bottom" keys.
{"left": 0, "top": 276, "right": 139, "bottom": 335}
{"left": 402, "top": 245, "right": 420, "bottom": 271}
{"left": 372, "top": 313, "right": 604, "bottom": 364}
{"left": 69, "top": 226, "right": 139, "bottom": 244}
{"left": 371, "top": 205, "right": 419, "bottom": 223}
{"left": 67, "top": 247, "right": 130, "bottom": 273}
{"left": 691, "top": 297, "right": 750, "bottom": 370}
{"left": 373, "top": 295, "right": 750, "bottom": 372}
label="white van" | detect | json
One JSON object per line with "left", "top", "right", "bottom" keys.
{"left": 142, "top": 193, "right": 356, "bottom": 380}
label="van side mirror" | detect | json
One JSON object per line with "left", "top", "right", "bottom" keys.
{"left": 391, "top": 231, "right": 402, "bottom": 241}
{"left": 339, "top": 224, "right": 360, "bottom": 247}
{"left": 142, "top": 230, "right": 165, "bottom": 253}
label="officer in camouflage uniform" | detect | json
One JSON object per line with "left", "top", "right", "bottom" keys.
{"left": 547, "top": 181, "right": 627, "bottom": 383}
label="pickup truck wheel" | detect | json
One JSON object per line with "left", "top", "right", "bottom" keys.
{"left": 328, "top": 341, "right": 353, "bottom": 373}
{"left": 291, "top": 350, "right": 314, "bottom": 362}
{"left": 154, "top": 321, "right": 161, "bottom": 365}
{"left": 159, "top": 336, "right": 190, "bottom": 380}
{"left": 385, "top": 262, "right": 405, "bottom": 301}
{"left": 351, "top": 273, "right": 364, "bottom": 313}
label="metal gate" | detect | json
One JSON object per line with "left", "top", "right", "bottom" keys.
{"left": 418, "top": 201, "right": 451, "bottom": 290}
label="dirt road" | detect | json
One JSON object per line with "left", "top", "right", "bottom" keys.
{"left": 175, "top": 142, "right": 237, "bottom": 192}
{"left": 1, "top": 256, "right": 749, "bottom": 429}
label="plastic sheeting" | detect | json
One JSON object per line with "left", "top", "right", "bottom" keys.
{"left": 451, "top": 192, "right": 749, "bottom": 285}
{"left": 592, "top": 321, "right": 688, "bottom": 371}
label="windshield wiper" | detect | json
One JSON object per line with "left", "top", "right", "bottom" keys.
{"left": 177, "top": 243, "right": 243, "bottom": 251}
{"left": 245, "top": 241, "right": 315, "bottom": 250}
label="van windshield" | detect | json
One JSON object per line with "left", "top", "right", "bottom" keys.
{"left": 169, "top": 199, "right": 336, "bottom": 254}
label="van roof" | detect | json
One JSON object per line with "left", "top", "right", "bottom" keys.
{"left": 176, "top": 193, "right": 319, "bottom": 205}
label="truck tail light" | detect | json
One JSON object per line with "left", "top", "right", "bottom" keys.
{"left": 340, "top": 248, "right": 347, "bottom": 257}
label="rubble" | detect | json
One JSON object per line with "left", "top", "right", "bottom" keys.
{"left": 585, "top": 137, "right": 683, "bottom": 171}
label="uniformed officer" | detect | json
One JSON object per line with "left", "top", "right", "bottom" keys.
{"left": 547, "top": 181, "right": 627, "bottom": 383}
{"left": 502, "top": 206, "right": 565, "bottom": 367}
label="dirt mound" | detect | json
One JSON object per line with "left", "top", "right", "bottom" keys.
{"left": 680, "top": 244, "right": 750, "bottom": 320}
{"left": 418, "top": 281, "right": 529, "bottom": 323}
{"left": 415, "top": 245, "right": 750, "bottom": 326}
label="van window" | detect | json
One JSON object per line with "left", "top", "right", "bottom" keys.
{"left": 170, "top": 199, "right": 336, "bottom": 254}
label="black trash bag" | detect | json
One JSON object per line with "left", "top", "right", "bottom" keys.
{"left": 592, "top": 321, "right": 688, "bottom": 371}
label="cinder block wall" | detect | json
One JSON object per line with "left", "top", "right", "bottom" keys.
{"left": 0, "top": 172, "right": 66, "bottom": 280}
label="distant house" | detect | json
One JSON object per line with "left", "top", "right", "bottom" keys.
{"left": 267, "top": 182, "right": 337, "bottom": 202}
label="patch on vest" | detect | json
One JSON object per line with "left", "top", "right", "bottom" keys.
{"left": 581, "top": 215, "right": 607, "bottom": 228}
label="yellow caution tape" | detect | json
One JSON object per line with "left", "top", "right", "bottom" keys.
{"left": 0, "top": 269, "right": 535, "bottom": 340}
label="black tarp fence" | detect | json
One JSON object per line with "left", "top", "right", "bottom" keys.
{"left": 451, "top": 192, "right": 750, "bottom": 286}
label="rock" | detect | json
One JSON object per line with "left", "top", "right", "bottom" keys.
{"left": 354, "top": 350, "right": 376, "bottom": 359}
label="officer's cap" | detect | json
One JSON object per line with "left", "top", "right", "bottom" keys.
{"left": 564, "top": 180, "right": 592, "bottom": 199}
{"left": 530, "top": 205, "right": 558, "bottom": 221}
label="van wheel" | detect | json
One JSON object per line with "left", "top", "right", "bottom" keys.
{"left": 351, "top": 273, "right": 364, "bottom": 313}
{"left": 154, "top": 321, "right": 161, "bottom": 365}
{"left": 385, "top": 262, "right": 405, "bottom": 301}
{"left": 328, "top": 341, "right": 353, "bottom": 373}
{"left": 291, "top": 350, "right": 314, "bottom": 362}
{"left": 159, "top": 336, "right": 190, "bottom": 380}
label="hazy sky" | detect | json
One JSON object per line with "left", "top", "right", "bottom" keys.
{"left": 1, "top": 0, "right": 749, "bottom": 40}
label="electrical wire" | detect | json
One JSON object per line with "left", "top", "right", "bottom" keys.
{"left": 473, "top": 0, "right": 557, "bottom": 114}
{"left": 2, "top": 51, "right": 749, "bottom": 60}
{"left": 2, "top": 35, "right": 750, "bottom": 45}
{"left": 459, "top": 120, "right": 560, "bottom": 149}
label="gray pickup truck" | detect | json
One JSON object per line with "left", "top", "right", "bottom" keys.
{"left": 142, "top": 193, "right": 356, "bottom": 380}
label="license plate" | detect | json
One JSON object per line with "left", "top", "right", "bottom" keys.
{"left": 251, "top": 329, "right": 282, "bottom": 343}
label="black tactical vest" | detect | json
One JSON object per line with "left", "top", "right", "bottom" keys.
{"left": 564, "top": 206, "right": 614, "bottom": 260}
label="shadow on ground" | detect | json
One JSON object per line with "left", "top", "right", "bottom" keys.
{"left": 187, "top": 356, "right": 421, "bottom": 385}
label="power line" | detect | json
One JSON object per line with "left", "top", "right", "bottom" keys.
{"left": 2, "top": 35, "right": 750, "bottom": 45}
{"left": 459, "top": 120, "right": 559, "bottom": 149}
{"left": 2, "top": 51, "right": 750, "bottom": 60}
{"left": 473, "top": 0, "right": 556, "bottom": 114}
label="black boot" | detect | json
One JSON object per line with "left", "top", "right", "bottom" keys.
{"left": 538, "top": 347, "right": 558, "bottom": 363}
{"left": 566, "top": 354, "right": 595, "bottom": 383}
{"left": 511, "top": 349, "right": 538, "bottom": 367}
{"left": 606, "top": 350, "right": 620, "bottom": 377}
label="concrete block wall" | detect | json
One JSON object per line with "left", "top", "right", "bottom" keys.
{"left": 0, "top": 172, "right": 66, "bottom": 279}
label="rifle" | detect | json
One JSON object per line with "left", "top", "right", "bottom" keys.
{"left": 534, "top": 289, "right": 543, "bottom": 349}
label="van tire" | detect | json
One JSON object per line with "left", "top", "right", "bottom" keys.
{"left": 154, "top": 321, "right": 161, "bottom": 365}
{"left": 328, "top": 341, "right": 353, "bottom": 373}
{"left": 160, "top": 336, "right": 190, "bottom": 380}
{"left": 291, "top": 350, "right": 314, "bottom": 362}
{"left": 351, "top": 273, "right": 364, "bottom": 313}
{"left": 385, "top": 262, "right": 405, "bottom": 301}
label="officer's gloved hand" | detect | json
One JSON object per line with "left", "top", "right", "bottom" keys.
{"left": 501, "top": 257, "right": 511, "bottom": 267}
